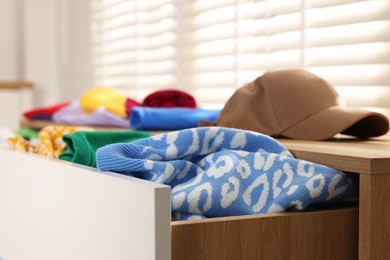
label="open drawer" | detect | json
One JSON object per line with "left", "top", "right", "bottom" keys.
{"left": 0, "top": 146, "right": 360, "bottom": 260}
{"left": 173, "top": 132, "right": 390, "bottom": 260}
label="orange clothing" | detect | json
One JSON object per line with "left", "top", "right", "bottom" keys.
{"left": 8, "top": 125, "right": 93, "bottom": 158}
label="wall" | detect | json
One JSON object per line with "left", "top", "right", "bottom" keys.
{"left": 0, "top": 0, "right": 92, "bottom": 108}
{"left": 60, "top": 0, "right": 93, "bottom": 102}
{"left": 24, "top": 0, "right": 62, "bottom": 106}
{"left": 0, "top": 0, "right": 23, "bottom": 80}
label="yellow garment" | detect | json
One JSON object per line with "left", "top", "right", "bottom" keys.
{"left": 7, "top": 125, "right": 93, "bottom": 158}
{"left": 80, "top": 87, "right": 128, "bottom": 118}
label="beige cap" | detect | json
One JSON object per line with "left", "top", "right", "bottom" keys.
{"left": 217, "top": 69, "right": 389, "bottom": 140}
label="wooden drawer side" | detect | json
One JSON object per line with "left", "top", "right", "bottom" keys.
{"left": 172, "top": 208, "right": 358, "bottom": 260}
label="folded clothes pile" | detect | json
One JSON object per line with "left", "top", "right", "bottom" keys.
{"left": 23, "top": 87, "right": 219, "bottom": 131}
{"left": 131, "top": 88, "right": 219, "bottom": 130}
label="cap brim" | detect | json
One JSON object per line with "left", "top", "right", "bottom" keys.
{"left": 281, "top": 106, "right": 389, "bottom": 140}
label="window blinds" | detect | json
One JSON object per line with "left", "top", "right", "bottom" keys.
{"left": 304, "top": 0, "right": 390, "bottom": 108}
{"left": 92, "top": 0, "right": 390, "bottom": 108}
{"left": 92, "top": 0, "right": 178, "bottom": 101}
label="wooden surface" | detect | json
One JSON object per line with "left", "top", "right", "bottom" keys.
{"left": 278, "top": 136, "right": 390, "bottom": 260}
{"left": 0, "top": 148, "right": 171, "bottom": 260}
{"left": 359, "top": 174, "right": 390, "bottom": 260}
{"left": 172, "top": 208, "right": 358, "bottom": 260}
{"left": 279, "top": 136, "right": 390, "bottom": 175}
{"left": 0, "top": 81, "right": 33, "bottom": 89}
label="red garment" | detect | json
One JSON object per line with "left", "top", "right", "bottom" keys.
{"left": 125, "top": 97, "right": 142, "bottom": 116}
{"left": 142, "top": 89, "right": 197, "bottom": 108}
{"left": 23, "top": 101, "right": 71, "bottom": 119}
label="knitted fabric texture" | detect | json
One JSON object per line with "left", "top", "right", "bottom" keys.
{"left": 96, "top": 127, "right": 358, "bottom": 220}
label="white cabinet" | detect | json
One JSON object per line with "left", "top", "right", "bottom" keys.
{"left": 0, "top": 148, "right": 171, "bottom": 260}
{"left": 0, "top": 82, "right": 33, "bottom": 130}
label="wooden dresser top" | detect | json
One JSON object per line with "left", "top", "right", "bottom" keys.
{"left": 279, "top": 135, "right": 390, "bottom": 175}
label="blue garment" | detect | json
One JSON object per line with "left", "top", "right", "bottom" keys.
{"left": 130, "top": 107, "right": 221, "bottom": 130}
{"left": 96, "top": 127, "right": 358, "bottom": 220}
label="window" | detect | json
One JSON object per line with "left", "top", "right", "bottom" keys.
{"left": 92, "top": 0, "right": 390, "bottom": 109}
